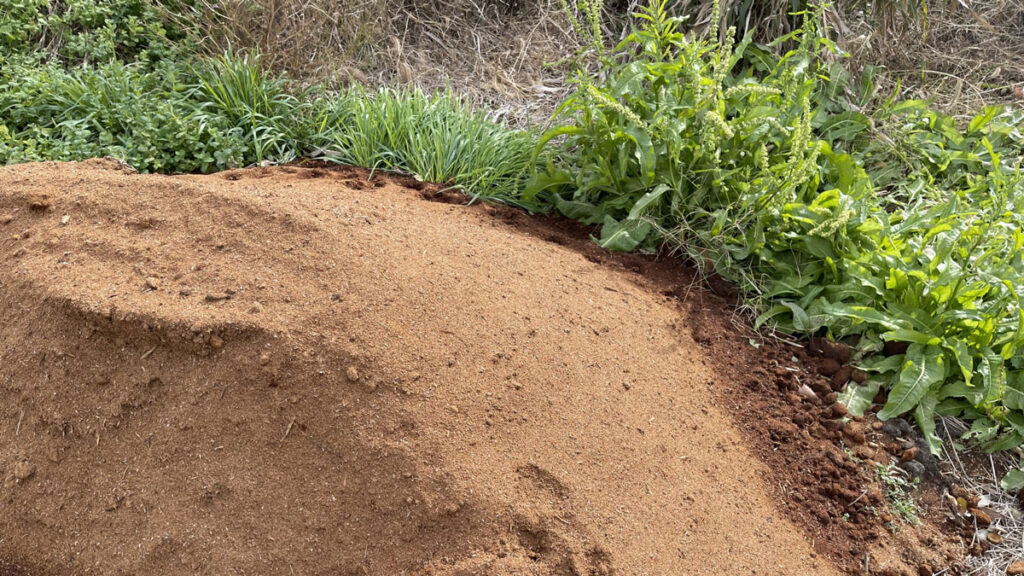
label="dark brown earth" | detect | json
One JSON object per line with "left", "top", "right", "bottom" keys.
{"left": 0, "top": 160, "right": 968, "bottom": 575}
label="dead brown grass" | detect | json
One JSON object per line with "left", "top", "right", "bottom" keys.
{"left": 165, "top": 0, "right": 602, "bottom": 124}
{"left": 838, "top": 0, "right": 1024, "bottom": 119}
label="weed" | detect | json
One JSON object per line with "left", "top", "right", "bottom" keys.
{"left": 876, "top": 462, "right": 921, "bottom": 525}
{"left": 527, "top": 0, "right": 1024, "bottom": 486}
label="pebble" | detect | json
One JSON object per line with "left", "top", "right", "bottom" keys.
{"left": 818, "top": 358, "right": 841, "bottom": 376}
{"left": 259, "top": 353, "right": 271, "bottom": 366}
{"left": 60, "top": 214, "right": 70, "bottom": 226}
{"left": 797, "top": 384, "right": 817, "bottom": 399}
{"left": 12, "top": 460, "right": 35, "bottom": 482}
{"left": 0, "top": 214, "right": 12, "bottom": 225}
{"left": 968, "top": 507, "right": 992, "bottom": 526}
{"left": 210, "top": 335, "right": 224, "bottom": 349}
{"left": 145, "top": 277, "right": 160, "bottom": 290}
{"left": 842, "top": 422, "right": 866, "bottom": 445}
{"left": 29, "top": 198, "right": 51, "bottom": 211}
{"left": 346, "top": 366, "right": 360, "bottom": 382}
{"left": 901, "top": 446, "right": 918, "bottom": 463}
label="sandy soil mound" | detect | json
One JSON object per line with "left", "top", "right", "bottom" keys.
{"left": 0, "top": 159, "right": 844, "bottom": 575}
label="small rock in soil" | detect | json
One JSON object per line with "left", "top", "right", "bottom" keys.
{"left": 28, "top": 197, "right": 51, "bottom": 211}
{"left": 842, "top": 422, "right": 865, "bottom": 445}
{"left": 797, "top": 384, "right": 817, "bottom": 399}
{"left": 210, "top": 335, "right": 224, "bottom": 349}
{"left": 346, "top": 366, "right": 360, "bottom": 382}
{"left": 818, "top": 358, "right": 840, "bottom": 377}
{"left": 968, "top": 507, "right": 992, "bottom": 526}
{"left": 12, "top": 460, "right": 35, "bottom": 482}
{"left": 1, "top": 214, "right": 12, "bottom": 225}
{"left": 853, "top": 445, "right": 875, "bottom": 461}
{"left": 145, "top": 277, "right": 160, "bottom": 290}
{"left": 901, "top": 461, "right": 926, "bottom": 480}
{"left": 901, "top": 446, "right": 918, "bottom": 462}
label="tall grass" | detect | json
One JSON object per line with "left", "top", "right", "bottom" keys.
{"left": 193, "top": 53, "right": 309, "bottom": 165}
{"left": 312, "top": 88, "right": 534, "bottom": 203}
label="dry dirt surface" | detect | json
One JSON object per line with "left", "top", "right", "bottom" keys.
{"left": 0, "top": 160, "right": 961, "bottom": 576}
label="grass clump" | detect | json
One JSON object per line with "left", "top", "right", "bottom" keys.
{"left": 312, "top": 88, "right": 534, "bottom": 203}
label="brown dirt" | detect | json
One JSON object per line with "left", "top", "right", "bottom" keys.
{"left": 0, "top": 160, "right": 965, "bottom": 575}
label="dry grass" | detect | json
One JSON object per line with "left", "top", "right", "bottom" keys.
{"left": 164, "top": 0, "right": 610, "bottom": 125}
{"left": 837, "top": 0, "right": 1024, "bottom": 119}
{"left": 938, "top": 418, "right": 1024, "bottom": 575}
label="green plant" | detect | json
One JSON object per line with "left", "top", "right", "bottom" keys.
{"left": 0, "top": 59, "right": 251, "bottom": 172}
{"left": 526, "top": 0, "right": 840, "bottom": 255}
{"left": 557, "top": 0, "right": 606, "bottom": 52}
{"left": 193, "top": 52, "right": 308, "bottom": 165}
{"left": 0, "top": 0, "right": 191, "bottom": 65}
{"left": 311, "top": 87, "right": 535, "bottom": 203}
{"left": 526, "top": 0, "right": 1024, "bottom": 483}
{"left": 876, "top": 462, "right": 921, "bottom": 525}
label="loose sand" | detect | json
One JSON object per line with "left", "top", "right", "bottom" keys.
{"left": 0, "top": 160, "right": 945, "bottom": 575}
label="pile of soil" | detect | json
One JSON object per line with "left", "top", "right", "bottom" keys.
{"left": 0, "top": 160, "right": 963, "bottom": 575}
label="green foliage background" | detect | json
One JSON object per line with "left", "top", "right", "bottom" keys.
{"left": 527, "top": 0, "right": 1024, "bottom": 487}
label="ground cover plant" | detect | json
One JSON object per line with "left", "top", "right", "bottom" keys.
{"left": 525, "top": 0, "right": 1024, "bottom": 485}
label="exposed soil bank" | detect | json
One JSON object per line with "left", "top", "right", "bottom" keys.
{"left": 0, "top": 160, "right": 958, "bottom": 575}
